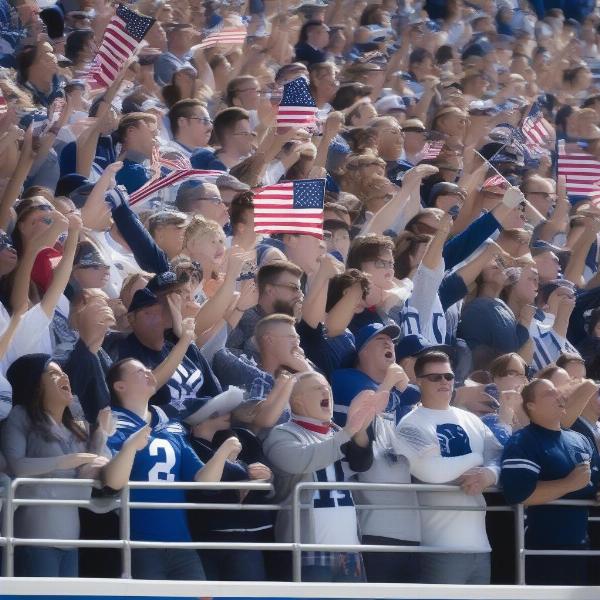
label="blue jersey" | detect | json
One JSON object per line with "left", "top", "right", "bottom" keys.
{"left": 106, "top": 405, "right": 204, "bottom": 542}
{"left": 501, "top": 423, "right": 599, "bottom": 548}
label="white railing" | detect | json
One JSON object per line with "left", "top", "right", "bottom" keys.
{"left": 0, "top": 474, "right": 599, "bottom": 585}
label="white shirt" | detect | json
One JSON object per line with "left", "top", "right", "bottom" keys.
{"left": 393, "top": 405, "right": 502, "bottom": 551}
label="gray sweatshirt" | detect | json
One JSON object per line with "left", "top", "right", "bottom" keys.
{"left": 1, "top": 406, "right": 106, "bottom": 544}
{"left": 264, "top": 420, "right": 370, "bottom": 546}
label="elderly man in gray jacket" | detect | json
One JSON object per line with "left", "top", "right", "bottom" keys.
{"left": 264, "top": 371, "right": 386, "bottom": 583}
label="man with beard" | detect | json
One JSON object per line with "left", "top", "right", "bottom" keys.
{"left": 226, "top": 260, "right": 304, "bottom": 359}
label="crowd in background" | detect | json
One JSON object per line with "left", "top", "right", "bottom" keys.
{"left": 1, "top": 0, "right": 600, "bottom": 587}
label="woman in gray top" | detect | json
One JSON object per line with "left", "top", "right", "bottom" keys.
{"left": 1, "top": 354, "right": 111, "bottom": 577}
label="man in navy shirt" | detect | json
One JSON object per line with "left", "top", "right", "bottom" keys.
{"left": 115, "top": 288, "right": 222, "bottom": 419}
{"left": 501, "top": 377, "right": 600, "bottom": 585}
{"left": 114, "top": 113, "right": 158, "bottom": 194}
{"left": 103, "top": 357, "right": 242, "bottom": 580}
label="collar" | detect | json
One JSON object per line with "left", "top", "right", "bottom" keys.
{"left": 292, "top": 414, "right": 334, "bottom": 434}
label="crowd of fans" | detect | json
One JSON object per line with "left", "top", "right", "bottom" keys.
{"left": 1, "top": 0, "right": 600, "bottom": 587}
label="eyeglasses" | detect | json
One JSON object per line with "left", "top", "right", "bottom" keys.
{"left": 372, "top": 259, "right": 394, "bottom": 269}
{"left": 271, "top": 282, "right": 302, "bottom": 292}
{"left": 188, "top": 117, "right": 212, "bottom": 125}
{"left": 417, "top": 373, "right": 455, "bottom": 382}
{"left": 232, "top": 131, "right": 257, "bottom": 137}
{"left": 525, "top": 191, "right": 557, "bottom": 200}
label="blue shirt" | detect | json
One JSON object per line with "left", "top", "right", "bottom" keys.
{"left": 331, "top": 368, "right": 419, "bottom": 426}
{"left": 115, "top": 157, "right": 152, "bottom": 194}
{"left": 501, "top": 423, "right": 599, "bottom": 548}
{"left": 106, "top": 405, "right": 204, "bottom": 542}
{"left": 59, "top": 136, "right": 116, "bottom": 177}
{"left": 190, "top": 148, "right": 227, "bottom": 172}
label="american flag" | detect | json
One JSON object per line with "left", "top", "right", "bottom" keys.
{"left": 419, "top": 140, "right": 444, "bottom": 161}
{"left": 196, "top": 26, "right": 247, "bottom": 49}
{"left": 483, "top": 174, "right": 508, "bottom": 189}
{"left": 522, "top": 101, "right": 550, "bottom": 150}
{"left": 0, "top": 88, "right": 7, "bottom": 115}
{"left": 253, "top": 179, "right": 325, "bottom": 238}
{"left": 87, "top": 5, "right": 155, "bottom": 90}
{"left": 277, "top": 77, "right": 317, "bottom": 129}
{"left": 129, "top": 168, "right": 224, "bottom": 206}
{"left": 557, "top": 140, "right": 600, "bottom": 199}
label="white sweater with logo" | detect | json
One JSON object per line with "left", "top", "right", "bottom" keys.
{"left": 392, "top": 405, "right": 502, "bottom": 551}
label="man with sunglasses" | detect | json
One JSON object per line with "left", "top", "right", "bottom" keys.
{"left": 393, "top": 351, "right": 503, "bottom": 584}
{"left": 165, "top": 99, "right": 213, "bottom": 159}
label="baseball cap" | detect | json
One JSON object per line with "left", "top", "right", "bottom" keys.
{"left": 355, "top": 322, "right": 400, "bottom": 354}
{"left": 184, "top": 386, "right": 245, "bottom": 425}
{"left": 55, "top": 173, "right": 90, "bottom": 198}
{"left": 530, "top": 239, "right": 570, "bottom": 257}
{"left": 147, "top": 210, "right": 189, "bottom": 231}
{"left": 128, "top": 288, "right": 159, "bottom": 313}
{"left": 395, "top": 334, "right": 453, "bottom": 361}
{"left": 146, "top": 271, "right": 182, "bottom": 295}
{"left": 401, "top": 118, "right": 427, "bottom": 133}
{"left": 73, "top": 242, "right": 109, "bottom": 269}
{"left": 216, "top": 173, "right": 251, "bottom": 193}
{"left": 374, "top": 95, "right": 406, "bottom": 114}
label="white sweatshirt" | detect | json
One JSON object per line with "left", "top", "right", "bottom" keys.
{"left": 392, "top": 405, "right": 502, "bottom": 551}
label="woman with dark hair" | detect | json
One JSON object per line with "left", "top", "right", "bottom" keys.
{"left": 1, "top": 354, "right": 112, "bottom": 577}
{"left": 16, "top": 41, "right": 64, "bottom": 107}
{"left": 64, "top": 29, "right": 96, "bottom": 74}
{"left": 161, "top": 65, "right": 199, "bottom": 108}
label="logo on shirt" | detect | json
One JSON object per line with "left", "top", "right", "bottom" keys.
{"left": 436, "top": 423, "right": 472, "bottom": 457}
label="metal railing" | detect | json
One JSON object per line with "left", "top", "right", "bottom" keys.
{"left": 0, "top": 474, "right": 598, "bottom": 584}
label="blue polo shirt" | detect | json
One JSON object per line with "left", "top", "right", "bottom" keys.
{"left": 501, "top": 423, "right": 599, "bottom": 548}
{"left": 115, "top": 154, "right": 152, "bottom": 194}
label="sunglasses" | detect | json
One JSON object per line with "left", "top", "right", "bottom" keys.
{"left": 418, "top": 373, "right": 455, "bottom": 382}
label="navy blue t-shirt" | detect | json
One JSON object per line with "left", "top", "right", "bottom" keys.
{"left": 501, "top": 423, "right": 599, "bottom": 548}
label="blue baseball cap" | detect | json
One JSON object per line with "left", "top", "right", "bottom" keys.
{"left": 128, "top": 288, "right": 159, "bottom": 313}
{"left": 395, "top": 333, "right": 453, "bottom": 361}
{"left": 355, "top": 322, "right": 400, "bottom": 354}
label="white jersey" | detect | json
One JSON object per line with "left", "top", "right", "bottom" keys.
{"left": 530, "top": 312, "right": 580, "bottom": 372}
{"left": 393, "top": 405, "right": 502, "bottom": 551}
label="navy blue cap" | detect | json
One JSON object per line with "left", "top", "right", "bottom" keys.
{"left": 395, "top": 334, "right": 452, "bottom": 361}
{"left": 355, "top": 322, "right": 400, "bottom": 354}
{"left": 146, "top": 271, "right": 181, "bottom": 294}
{"left": 55, "top": 174, "right": 90, "bottom": 198}
{"left": 128, "top": 288, "right": 159, "bottom": 313}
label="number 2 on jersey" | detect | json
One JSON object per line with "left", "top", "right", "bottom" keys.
{"left": 147, "top": 438, "right": 176, "bottom": 482}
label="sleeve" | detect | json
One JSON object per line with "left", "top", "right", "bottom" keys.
{"left": 480, "top": 416, "right": 503, "bottom": 484}
{"left": 59, "top": 141, "right": 77, "bottom": 176}
{"left": 62, "top": 339, "right": 110, "bottom": 424}
{"left": 154, "top": 55, "right": 177, "bottom": 86}
{"left": 180, "top": 439, "right": 205, "bottom": 481}
{"left": 443, "top": 212, "right": 501, "bottom": 271}
{"left": 106, "top": 430, "right": 128, "bottom": 455}
{"left": 111, "top": 202, "right": 170, "bottom": 275}
{"left": 331, "top": 370, "right": 375, "bottom": 427}
{"left": 392, "top": 421, "right": 483, "bottom": 483}
{"left": 499, "top": 435, "right": 540, "bottom": 505}
{"left": 408, "top": 262, "right": 445, "bottom": 329}
{"left": 0, "top": 408, "right": 62, "bottom": 476}
{"left": 212, "top": 348, "right": 266, "bottom": 391}
{"left": 341, "top": 424, "right": 374, "bottom": 473}
{"left": 439, "top": 272, "right": 469, "bottom": 311}
{"left": 263, "top": 427, "right": 351, "bottom": 475}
